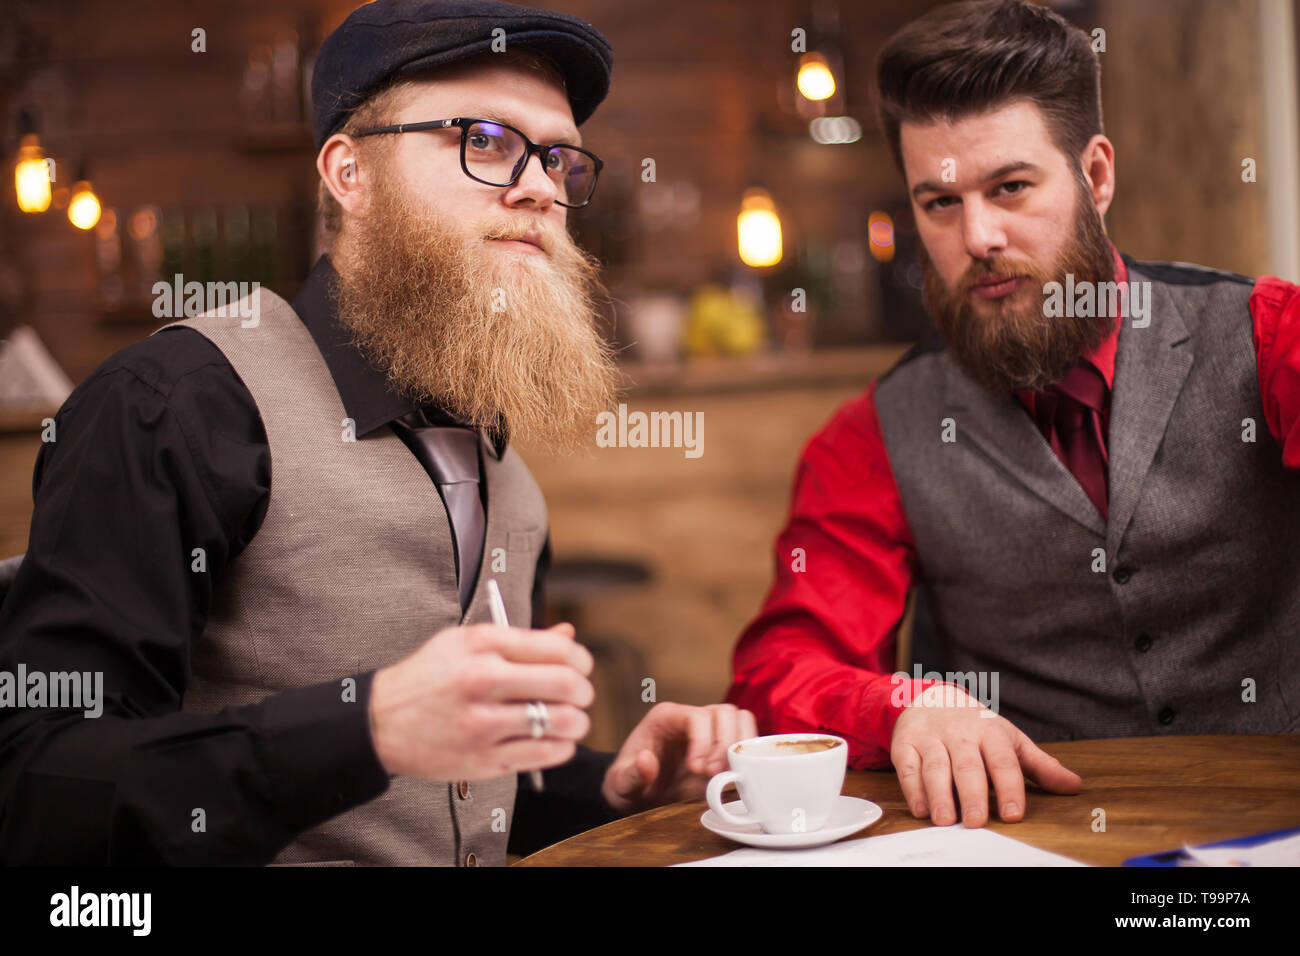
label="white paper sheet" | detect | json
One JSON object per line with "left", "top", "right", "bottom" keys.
{"left": 675, "top": 824, "right": 1088, "bottom": 867}
{"left": 1180, "top": 830, "right": 1300, "bottom": 866}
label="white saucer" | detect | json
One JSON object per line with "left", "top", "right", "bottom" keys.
{"left": 700, "top": 796, "right": 883, "bottom": 849}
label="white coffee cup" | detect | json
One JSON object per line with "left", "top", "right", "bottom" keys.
{"left": 705, "top": 733, "right": 847, "bottom": 834}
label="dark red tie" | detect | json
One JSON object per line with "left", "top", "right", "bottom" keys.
{"left": 1034, "top": 363, "right": 1110, "bottom": 520}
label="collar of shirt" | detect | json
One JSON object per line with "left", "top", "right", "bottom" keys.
{"left": 290, "top": 254, "right": 506, "bottom": 459}
{"left": 1015, "top": 243, "right": 1128, "bottom": 416}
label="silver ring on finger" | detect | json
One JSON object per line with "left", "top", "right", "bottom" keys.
{"left": 525, "top": 701, "right": 550, "bottom": 738}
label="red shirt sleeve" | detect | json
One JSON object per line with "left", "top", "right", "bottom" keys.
{"left": 1251, "top": 274, "right": 1300, "bottom": 469}
{"left": 725, "top": 379, "right": 940, "bottom": 769}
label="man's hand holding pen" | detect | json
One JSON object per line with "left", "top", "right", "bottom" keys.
{"left": 368, "top": 621, "right": 593, "bottom": 781}
{"left": 368, "top": 618, "right": 757, "bottom": 815}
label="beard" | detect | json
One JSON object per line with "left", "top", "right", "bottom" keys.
{"left": 920, "top": 174, "right": 1116, "bottom": 395}
{"left": 329, "top": 174, "right": 619, "bottom": 453}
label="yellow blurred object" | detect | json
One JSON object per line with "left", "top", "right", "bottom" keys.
{"left": 737, "top": 188, "right": 782, "bottom": 268}
{"left": 868, "top": 210, "right": 895, "bottom": 262}
{"left": 15, "top": 134, "right": 51, "bottom": 213}
{"left": 68, "top": 181, "right": 102, "bottom": 230}
{"left": 685, "top": 283, "right": 766, "bottom": 357}
{"left": 796, "top": 52, "right": 836, "bottom": 102}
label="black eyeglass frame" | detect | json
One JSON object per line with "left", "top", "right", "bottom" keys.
{"left": 351, "top": 116, "right": 603, "bottom": 208}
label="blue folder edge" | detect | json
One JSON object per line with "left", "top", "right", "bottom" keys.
{"left": 1123, "top": 824, "right": 1300, "bottom": 866}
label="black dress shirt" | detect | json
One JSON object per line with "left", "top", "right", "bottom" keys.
{"left": 0, "top": 254, "right": 618, "bottom": 864}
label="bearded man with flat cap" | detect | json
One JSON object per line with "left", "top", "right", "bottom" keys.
{"left": 0, "top": 0, "right": 756, "bottom": 866}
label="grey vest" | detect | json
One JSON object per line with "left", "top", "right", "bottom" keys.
{"left": 875, "top": 258, "right": 1300, "bottom": 742}
{"left": 154, "top": 286, "right": 549, "bottom": 865}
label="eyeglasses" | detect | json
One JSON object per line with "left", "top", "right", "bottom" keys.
{"left": 351, "top": 117, "right": 603, "bottom": 208}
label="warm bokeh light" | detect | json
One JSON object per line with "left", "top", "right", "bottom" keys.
{"left": 95, "top": 207, "right": 118, "bottom": 239}
{"left": 15, "top": 134, "right": 52, "bottom": 213}
{"left": 809, "top": 116, "right": 863, "bottom": 145}
{"left": 868, "top": 210, "right": 895, "bottom": 262}
{"left": 67, "top": 181, "right": 102, "bottom": 230}
{"left": 796, "top": 53, "right": 836, "bottom": 102}
{"left": 738, "top": 188, "right": 783, "bottom": 268}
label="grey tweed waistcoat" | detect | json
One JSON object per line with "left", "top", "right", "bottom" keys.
{"left": 874, "top": 257, "right": 1300, "bottom": 742}
{"left": 154, "top": 285, "right": 549, "bottom": 865}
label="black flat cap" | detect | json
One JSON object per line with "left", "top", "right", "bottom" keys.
{"left": 311, "top": 0, "right": 613, "bottom": 152}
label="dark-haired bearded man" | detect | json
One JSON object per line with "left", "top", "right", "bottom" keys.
{"left": 728, "top": 0, "right": 1300, "bottom": 831}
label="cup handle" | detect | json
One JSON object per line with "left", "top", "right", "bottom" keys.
{"left": 706, "top": 770, "right": 758, "bottom": 827}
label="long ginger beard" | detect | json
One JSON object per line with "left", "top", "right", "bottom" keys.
{"left": 329, "top": 175, "right": 619, "bottom": 452}
{"left": 920, "top": 172, "right": 1116, "bottom": 395}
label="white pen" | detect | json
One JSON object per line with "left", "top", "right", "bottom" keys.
{"left": 486, "top": 578, "right": 545, "bottom": 792}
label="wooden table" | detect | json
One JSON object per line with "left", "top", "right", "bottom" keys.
{"left": 516, "top": 735, "right": 1300, "bottom": 866}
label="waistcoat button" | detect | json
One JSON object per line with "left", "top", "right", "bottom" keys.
{"left": 1157, "top": 707, "right": 1176, "bottom": 725}
{"left": 458, "top": 780, "right": 471, "bottom": 799}
{"left": 1113, "top": 566, "right": 1134, "bottom": 584}
{"left": 465, "top": 852, "right": 479, "bottom": 867}
{"left": 1135, "top": 633, "right": 1153, "bottom": 652}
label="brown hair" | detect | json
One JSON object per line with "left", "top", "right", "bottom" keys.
{"left": 316, "top": 48, "right": 568, "bottom": 237}
{"left": 316, "top": 81, "right": 410, "bottom": 235}
{"left": 874, "top": 0, "right": 1102, "bottom": 177}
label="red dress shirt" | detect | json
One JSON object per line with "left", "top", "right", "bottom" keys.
{"left": 725, "top": 251, "right": 1300, "bottom": 769}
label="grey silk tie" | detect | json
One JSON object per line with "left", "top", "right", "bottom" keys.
{"left": 390, "top": 408, "right": 486, "bottom": 610}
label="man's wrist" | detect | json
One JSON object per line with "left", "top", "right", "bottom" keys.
{"left": 869, "top": 673, "right": 937, "bottom": 758}
{"left": 367, "top": 665, "right": 395, "bottom": 776}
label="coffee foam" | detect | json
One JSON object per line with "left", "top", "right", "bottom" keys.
{"left": 734, "top": 737, "right": 842, "bottom": 756}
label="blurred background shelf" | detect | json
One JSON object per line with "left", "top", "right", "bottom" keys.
{"left": 622, "top": 344, "right": 909, "bottom": 398}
